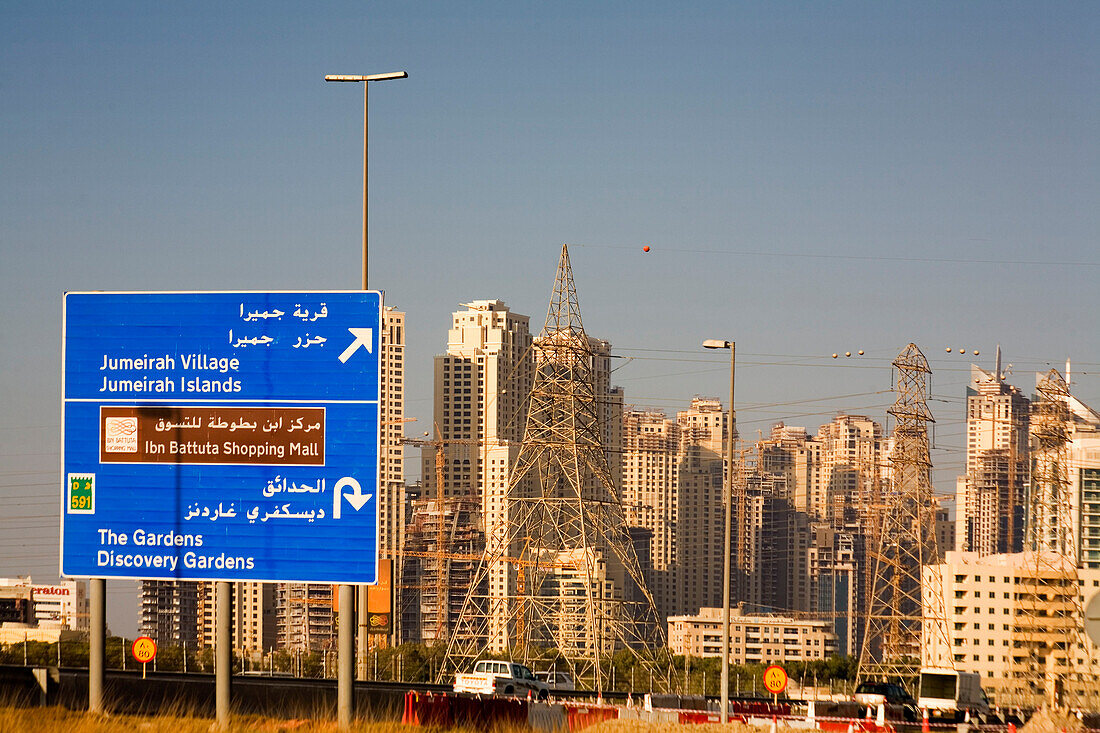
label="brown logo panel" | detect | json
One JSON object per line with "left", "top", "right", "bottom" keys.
{"left": 100, "top": 406, "right": 325, "bottom": 465}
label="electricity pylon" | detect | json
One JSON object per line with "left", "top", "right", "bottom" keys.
{"left": 859, "top": 343, "right": 951, "bottom": 685}
{"left": 442, "top": 244, "right": 664, "bottom": 690}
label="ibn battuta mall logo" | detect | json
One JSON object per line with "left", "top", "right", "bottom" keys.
{"left": 104, "top": 417, "right": 138, "bottom": 452}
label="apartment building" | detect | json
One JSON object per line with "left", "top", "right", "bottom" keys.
{"left": 409, "top": 300, "right": 534, "bottom": 644}
{"left": 139, "top": 580, "right": 200, "bottom": 646}
{"left": 923, "top": 551, "right": 1100, "bottom": 707}
{"left": 275, "top": 583, "right": 335, "bottom": 651}
{"left": 196, "top": 581, "right": 276, "bottom": 654}
{"left": 668, "top": 606, "right": 837, "bottom": 663}
{"left": 621, "top": 398, "right": 727, "bottom": 623}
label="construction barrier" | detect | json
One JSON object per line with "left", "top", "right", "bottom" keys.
{"left": 561, "top": 703, "right": 620, "bottom": 731}
{"left": 402, "top": 691, "right": 530, "bottom": 729}
{"left": 677, "top": 709, "right": 723, "bottom": 724}
{"left": 528, "top": 701, "right": 569, "bottom": 732}
{"left": 402, "top": 692, "right": 1100, "bottom": 732}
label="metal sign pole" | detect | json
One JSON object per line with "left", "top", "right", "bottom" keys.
{"left": 357, "top": 588, "right": 367, "bottom": 680}
{"left": 89, "top": 578, "right": 105, "bottom": 714}
{"left": 216, "top": 581, "right": 231, "bottom": 728}
{"left": 338, "top": 584, "right": 355, "bottom": 727}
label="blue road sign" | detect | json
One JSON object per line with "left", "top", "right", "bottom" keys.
{"left": 61, "top": 291, "right": 382, "bottom": 583}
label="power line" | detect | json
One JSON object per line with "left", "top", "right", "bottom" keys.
{"left": 571, "top": 241, "right": 1100, "bottom": 269}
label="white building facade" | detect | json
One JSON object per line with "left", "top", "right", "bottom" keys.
{"left": 667, "top": 606, "right": 837, "bottom": 664}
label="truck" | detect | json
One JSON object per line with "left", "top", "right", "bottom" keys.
{"left": 918, "top": 667, "right": 991, "bottom": 723}
{"left": 454, "top": 659, "right": 550, "bottom": 699}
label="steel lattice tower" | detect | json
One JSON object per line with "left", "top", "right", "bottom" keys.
{"left": 441, "top": 244, "right": 664, "bottom": 689}
{"left": 1011, "top": 369, "right": 1094, "bottom": 707}
{"left": 858, "top": 343, "right": 951, "bottom": 685}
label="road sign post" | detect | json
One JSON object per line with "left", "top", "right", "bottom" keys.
{"left": 61, "top": 291, "right": 384, "bottom": 721}
{"left": 89, "top": 579, "right": 104, "bottom": 714}
{"left": 216, "top": 581, "right": 231, "bottom": 728}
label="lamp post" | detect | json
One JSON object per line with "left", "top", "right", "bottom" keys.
{"left": 324, "top": 71, "right": 408, "bottom": 290}
{"left": 702, "top": 338, "right": 735, "bottom": 722}
{"left": 324, "top": 70, "right": 407, "bottom": 729}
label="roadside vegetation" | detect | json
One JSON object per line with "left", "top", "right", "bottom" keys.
{"left": 1, "top": 640, "right": 857, "bottom": 695}
{"left": 0, "top": 706, "right": 442, "bottom": 732}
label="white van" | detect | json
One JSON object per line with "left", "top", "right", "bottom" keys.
{"left": 918, "top": 668, "right": 991, "bottom": 722}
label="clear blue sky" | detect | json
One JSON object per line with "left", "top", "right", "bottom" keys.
{"left": 2, "top": 1, "right": 1097, "bottom": 636}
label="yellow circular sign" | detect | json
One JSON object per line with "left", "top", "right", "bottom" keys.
{"left": 131, "top": 636, "right": 157, "bottom": 664}
{"left": 763, "top": 664, "right": 788, "bottom": 694}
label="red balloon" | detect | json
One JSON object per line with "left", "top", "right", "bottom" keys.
{"left": 642, "top": 246, "right": 650, "bottom": 252}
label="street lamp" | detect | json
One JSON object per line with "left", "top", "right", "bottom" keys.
{"left": 702, "top": 338, "right": 735, "bottom": 722}
{"left": 325, "top": 70, "right": 406, "bottom": 730}
{"left": 324, "top": 71, "right": 408, "bottom": 290}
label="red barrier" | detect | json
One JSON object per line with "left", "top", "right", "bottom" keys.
{"left": 679, "top": 710, "right": 722, "bottom": 724}
{"left": 816, "top": 716, "right": 895, "bottom": 733}
{"left": 403, "top": 691, "right": 530, "bottom": 729}
{"left": 563, "top": 704, "right": 618, "bottom": 731}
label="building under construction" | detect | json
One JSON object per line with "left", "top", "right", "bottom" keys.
{"left": 399, "top": 494, "right": 483, "bottom": 643}
{"left": 275, "top": 583, "right": 335, "bottom": 652}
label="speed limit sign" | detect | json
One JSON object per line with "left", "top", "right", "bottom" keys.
{"left": 763, "top": 664, "right": 788, "bottom": 695}
{"left": 132, "top": 636, "right": 157, "bottom": 678}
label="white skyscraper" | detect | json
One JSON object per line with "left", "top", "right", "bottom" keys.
{"left": 406, "top": 300, "right": 533, "bottom": 643}
{"left": 955, "top": 353, "right": 1029, "bottom": 555}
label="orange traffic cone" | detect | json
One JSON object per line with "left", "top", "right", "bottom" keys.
{"left": 922, "top": 708, "right": 930, "bottom": 733}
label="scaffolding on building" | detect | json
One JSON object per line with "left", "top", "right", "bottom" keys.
{"left": 1010, "top": 369, "right": 1096, "bottom": 708}
{"left": 401, "top": 496, "right": 484, "bottom": 643}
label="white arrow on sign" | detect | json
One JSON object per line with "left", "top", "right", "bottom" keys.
{"left": 332, "top": 477, "right": 372, "bottom": 520}
{"left": 338, "top": 328, "right": 374, "bottom": 363}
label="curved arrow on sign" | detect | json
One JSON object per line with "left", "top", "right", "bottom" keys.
{"left": 332, "top": 477, "right": 372, "bottom": 519}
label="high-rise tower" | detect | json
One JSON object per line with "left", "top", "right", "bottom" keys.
{"left": 955, "top": 348, "right": 1029, "bottom": 555}
{"left": 139, "top": 580, "right": 199, "bottom": 647}
{"left": 620, "top": 397, "right": 727, "bottom": 623}
{"left": 401, "top": 300, "right": 534, "bottom": 642}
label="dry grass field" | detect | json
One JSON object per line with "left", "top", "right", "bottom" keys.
{"left": 0, "top": 707, "right": 426, "bottom": 733}
{"left": 585, "top": 722, "right": 766, "bottom": 733}
{"left": 0, "top": 707, "right": 775, "bottom": 732}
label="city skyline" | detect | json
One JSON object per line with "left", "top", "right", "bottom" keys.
{"left": 3, "top": 2, "right": 1098, "bottom": 638}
